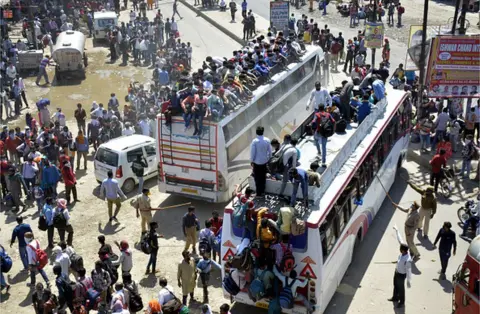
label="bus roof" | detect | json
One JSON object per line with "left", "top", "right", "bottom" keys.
{"left": 468, "top": 235, "right": 480, "bottom": 263}
{"left": 246, "top": 88, "right": 408, "bottom": 228}
{"left": 220, "top": 45, "right": 323, "bottom": 128}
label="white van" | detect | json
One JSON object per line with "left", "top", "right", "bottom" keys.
{"left": 94, "top": 135, "right": 157, "bottom": 193}
{"left": 93, "top": 10, "right": 117, "bottom": 41}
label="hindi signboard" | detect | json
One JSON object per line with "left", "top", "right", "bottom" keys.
{"left": 364, "top": 22, "right": 384, "bottom": 49}
{"left": 425, "top": 35, "right": 480, "bottom": 98}
{"left": 270, "top": 1, "right": 289, "bottom": 31}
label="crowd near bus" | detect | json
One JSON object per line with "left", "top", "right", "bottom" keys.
{"left": 1, "top": 0, "right": 480, "bottom": 314}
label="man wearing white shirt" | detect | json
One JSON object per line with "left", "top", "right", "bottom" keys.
{"left": 138, "top": 117, "right": 150, "bottom": 136}
{"left": 157, "top": 277, "right": 175, "bottom": 305}
{"left": 129, "top": 10, "right": 136, "bottom": 23}
{"left": 100, "top": 170, "right": 127, "bottom": 222}
{"left": 17, "top": 76, "right": 29, "bottom": 108}
{"left": 277, "top": 134, "right": 298, "bottom": 198}
{"left": 306, "top": 81, "right": 332, "bottom": 111}
{"left": 389, "top": 227, "right": 412, "bottom": 308}
{"left": 6, "top": 62, "right": 17, "bottom": 85}
{"left": 52, "top": 246, "right": 71, "bottom": 280}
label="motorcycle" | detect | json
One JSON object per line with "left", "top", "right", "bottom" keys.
{"left": 457, "top": 200, "right": 479, "bottom": 235}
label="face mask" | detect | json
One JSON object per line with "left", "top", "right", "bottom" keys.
{"left": 24, "top": 237, "right": 32, "bottom": 244}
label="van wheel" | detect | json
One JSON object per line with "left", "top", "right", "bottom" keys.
{"left": 121, "top": 178, "right": 135, "bottom": 194}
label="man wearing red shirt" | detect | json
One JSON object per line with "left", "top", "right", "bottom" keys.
{"left": 5, "top": 130, "right": 22, "bottom": 164}
{"left": 61, "top": 160, "right": 78, "bottom": 205}
{"left": 429, "top": 149, "right": 447, "bottom": 193}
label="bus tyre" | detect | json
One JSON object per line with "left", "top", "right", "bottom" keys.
{"left": 121, "top": 178, "right": 135, "bottom": 194}
{"left": 354, "top": 229, "right": 362, "bottom": 253}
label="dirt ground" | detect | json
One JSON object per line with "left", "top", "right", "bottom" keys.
{"left": 0, "top": 5, "right": 237, "bottom": 314}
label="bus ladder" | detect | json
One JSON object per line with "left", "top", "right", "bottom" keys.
{"left": 198, "top": 118, "right": 213, "bottom": 170}
{"left": 160, "top": 116, "right": 174, "bottom": 165}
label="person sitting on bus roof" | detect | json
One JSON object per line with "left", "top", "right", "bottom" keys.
{"left": 372, "top": 77, "right": 386, "bottom": 103}
{"left": 307, "top": 162, "right": 321, "bottom": 188}
{"left": 181, "top": 91, "right": 195, "bottom": 130}
{"left": 208, "top": 89, "right": 224, "bottom": 122}
{"left": 273, "top": 267, "right": 313, "bottom": 311}
{"left": 357, "top": 94, "right": 373, "bottom": 124}
{"left": 192, "top": 90, "right": 210, "bottom": 136}
{"left": 256, "top": 208, "right": 277, "bottom": 248}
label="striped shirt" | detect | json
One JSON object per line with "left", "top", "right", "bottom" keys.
{"left": 40, "top": 58, "right": 50, "bottom": 68}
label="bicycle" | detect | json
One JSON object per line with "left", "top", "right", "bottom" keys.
{"left": 439, "top": 166, "right": 455, "bottom": 198}
{"left": 447, "top": 16, "right": 471, "bottom": 31}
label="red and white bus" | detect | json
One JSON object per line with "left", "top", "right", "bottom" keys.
{"left": 220, "top": 89, "right": 412, "bottom": 313}
{"left": 156, "top": 46, "right": 325, "bottom": 202}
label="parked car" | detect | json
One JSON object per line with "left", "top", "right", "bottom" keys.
{"left": 94, "top": 135, "right": 157, "bottom": 193}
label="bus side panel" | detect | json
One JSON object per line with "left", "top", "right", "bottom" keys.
{"left": 319, "top": 133, "right": 410, "bottom": 312}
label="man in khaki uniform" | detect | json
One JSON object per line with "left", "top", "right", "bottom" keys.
{"left": 393, "top": 201, "right": 421, "bottom": 261}
{"left": 177, "top": 250, "right": 196, "bottom": 305}
{"left": 408, "top": 181, "right": 437, "bottom": 238}
{"left": 182, "top": 206, "right": 199, "bottom": 254}
{"left": 131, "top": 188, "right": 154, "bottom": 234}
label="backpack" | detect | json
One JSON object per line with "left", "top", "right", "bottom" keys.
{"left": 53, "top": 211, "right": 67, "bottom": 229}
{"left": 140, "top": 232, "right": 152, "bottom": 254}
{"left": 232, "top": 202, "right": 248, "bottom": 229}
{"left": 79, "top": 280, "right": 101, "bottom": 310}
{"left": 162, "top": 289, "right": 183, "bottom": 314}
{"left": 70, "top": 253, "right": 84, "bottom": 272}
{"left": 198, "top": 238, "right": 211, "bottom": 255}
{"left": 28, "top": 240, "right": 48, "bottom": 269}
{"left": 336, "top": 118, "right": 347, "bottom": 133}
{"left": 249, "top": 269, "right": 267, "bottom": 301}
{"left": 222, "top": 271, "right": 240, "bottom": 296}
{"left": 279, "top": 277, "right": 295, "bottom": 309}
{"left": 279, "top": 243, "right": 295, "bottom": 273}
{"left": 291, "top": 218, "right": 306, "bottom": 236}
{"left": 125, "top": 285, "right": 144, "bottom": 312}
{"left": 317, "top": 112, "right": 334, "bottom": 138}
{"left": 229, "top": 247, "right": 253, "bottom": 271}
{"left": 268, "top": 152, "right": 284, "bottom": 174}
{"left": 398, "top": 6, "right": 405, "bottom": 14}
{"left": 38, "top": 215, "right": 48, "bottom": 231}
{"left": 0, "top": 249, "right": 13, "bottom": 273}
{"left": 102, "top": 259, "right": 118, "bottom": 285}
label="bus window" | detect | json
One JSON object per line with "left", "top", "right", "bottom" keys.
{"left": 320, "top": 210, "right": 338, "bottom": 262}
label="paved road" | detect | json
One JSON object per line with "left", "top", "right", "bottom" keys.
{"left": 235, "top": 0, "right": 409, "bottom": 73}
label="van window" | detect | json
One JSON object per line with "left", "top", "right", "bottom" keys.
{"left": 95, "top": 148, "right": 119, "bottom": 166}
{"left": 127, "top": 148, "right": 144, "bottom": 163}
{"left": 145, "top": 144, "right": 156, "bottom": 157}
{"left": 98, "top": 19, "right": 115, "bottom": 28}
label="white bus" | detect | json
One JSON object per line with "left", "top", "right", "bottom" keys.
{"left": 156, "top": 46, "right": 325, "bottom": 202}
{"left": 220, "top": 89, "right": 411, "bottom": 313}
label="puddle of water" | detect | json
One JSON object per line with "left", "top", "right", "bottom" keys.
{"left": 7, "top": 48, "right": 154, "bottom": 128}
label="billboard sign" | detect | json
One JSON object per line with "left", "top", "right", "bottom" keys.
{"left": 270, "top": 1, "right": 289, "bottom": 31}
{"left": 425, "top": 35, "right": 480, "bottom": 98}
{"left": 364, "top": 22, "right": 384, "bottom": 49}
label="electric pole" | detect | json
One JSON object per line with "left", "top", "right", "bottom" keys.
{"left": 458, "top": 0, "right": 468, "bottom": 34}
{"left": 417, "top": 0, "right": 429, "bottom": 113}
{"left": 369, "top": 0, "right": 377, "bottom": 68}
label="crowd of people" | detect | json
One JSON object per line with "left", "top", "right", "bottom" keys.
{"left": 0, "top": 0, "right": 479, "bottom": 313}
